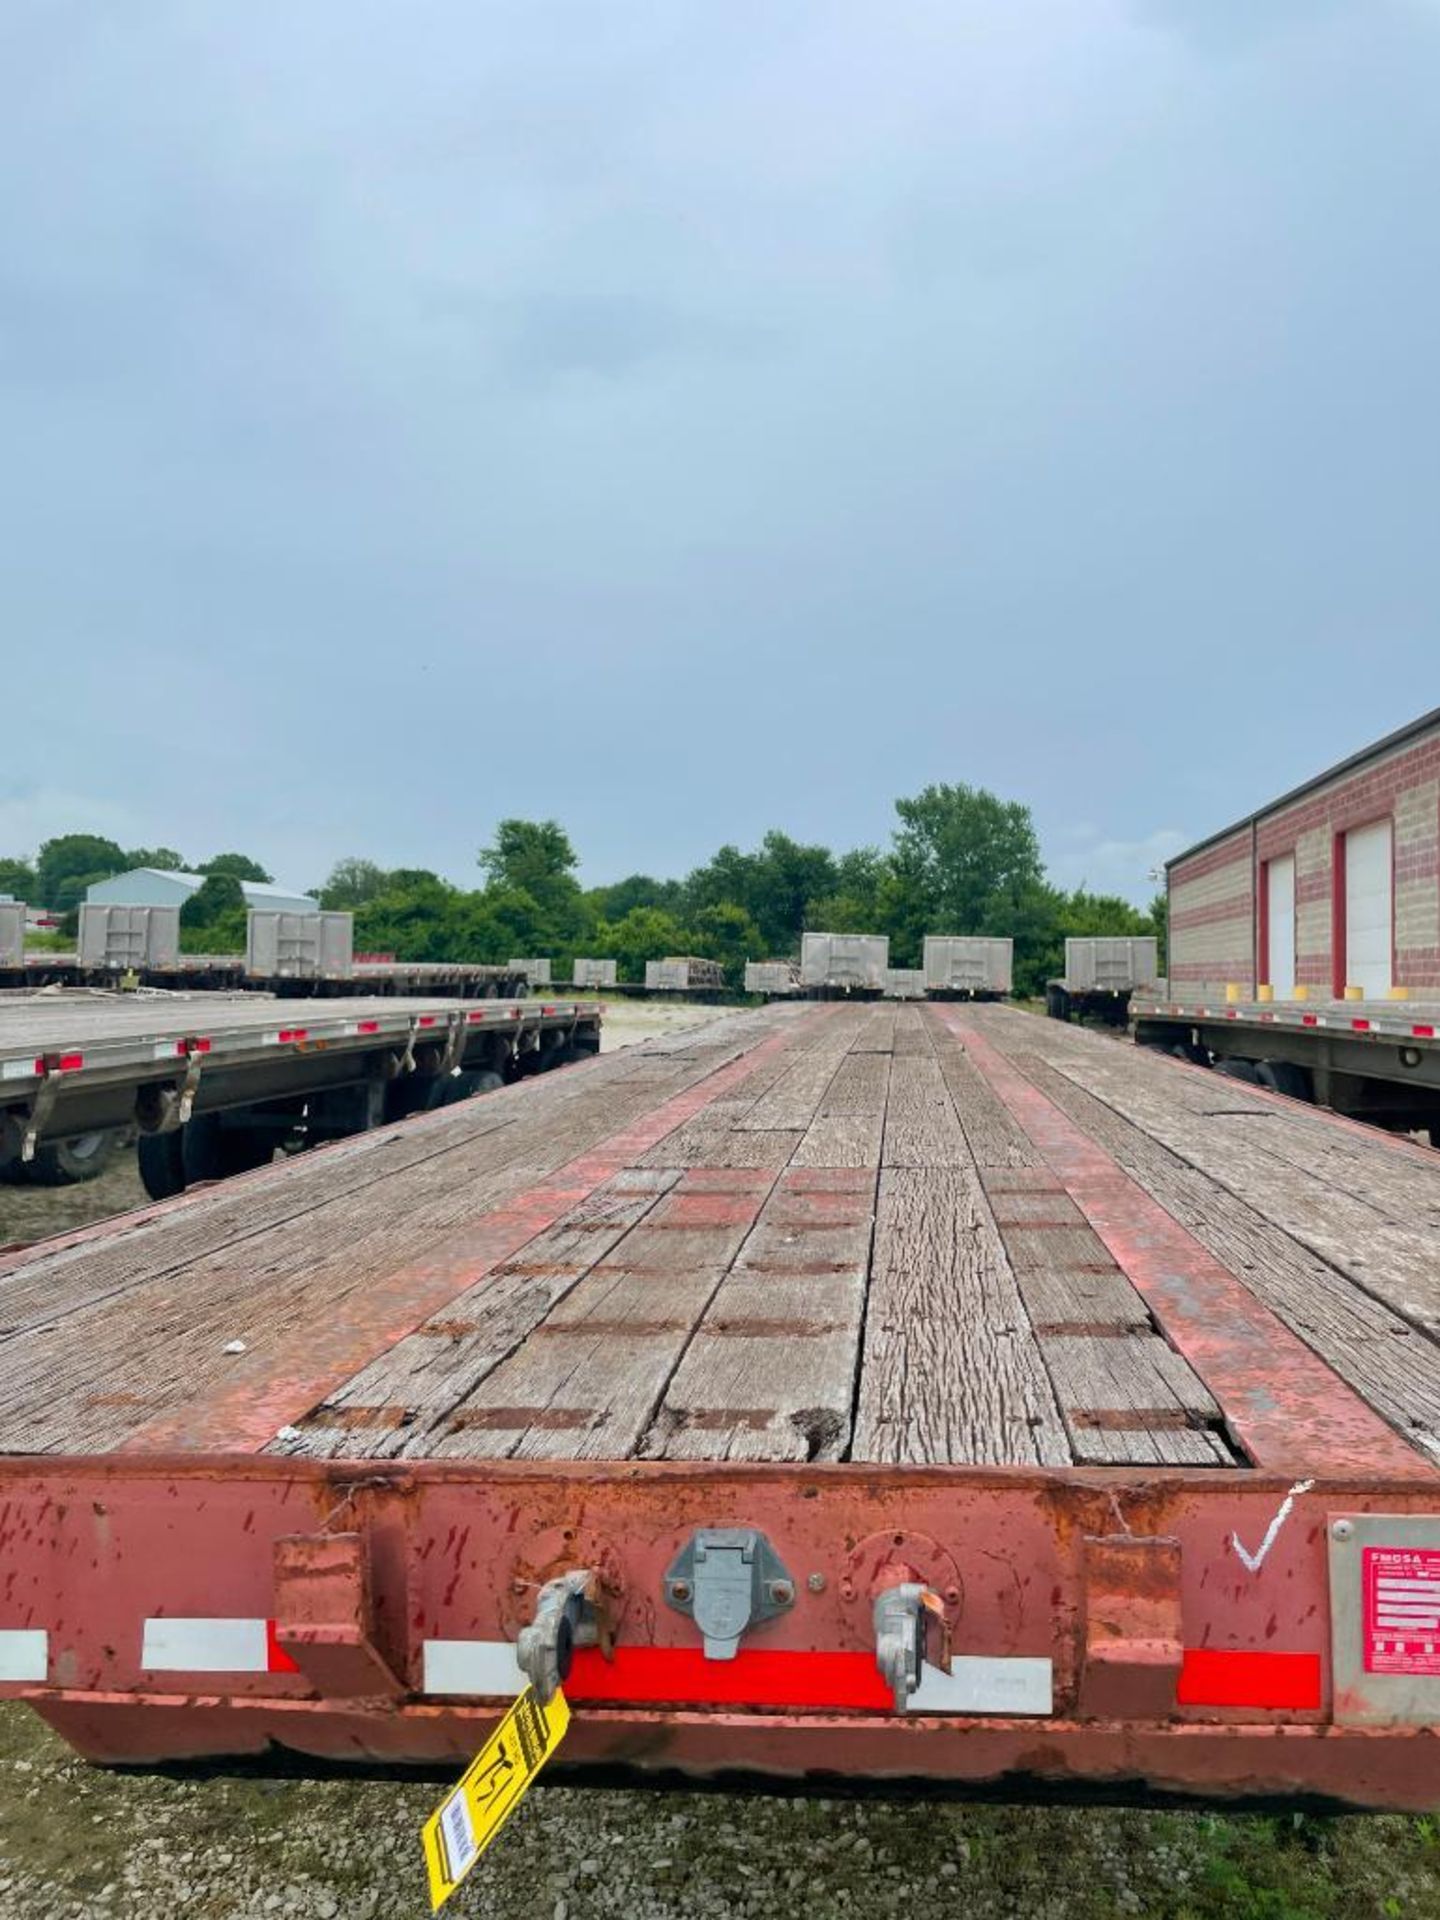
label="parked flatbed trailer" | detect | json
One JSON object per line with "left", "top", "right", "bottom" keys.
{"left": 0, "top": 955, "right": 532, "bottom": 998}
{"left": 1, "top": 1001, "right": 1437, "bottom": 1807}
{"left": 1132, "top": 989, "right": 1440, "bottom": 1130}
{"left": 0, "top": 992, "right": 601, "bottom": 1194}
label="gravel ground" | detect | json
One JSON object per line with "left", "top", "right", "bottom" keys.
{"left": 3, "top": 997, "right": 1439, "bottom": 1917}
{"left": 3, "top": 1703, "right": 1439, "bottom": 1920}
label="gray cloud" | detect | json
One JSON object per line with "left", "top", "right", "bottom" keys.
{"left": 1, "top": 0, "right": 1436, "bottom": 902}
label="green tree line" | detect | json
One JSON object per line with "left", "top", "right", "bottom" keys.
{"left": 2, "top": 789, "right": 1164, "bottom": 993}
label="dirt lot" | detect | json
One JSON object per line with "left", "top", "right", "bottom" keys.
{"left": 1, "top": 999, "right": 1438, "bottom": 1917}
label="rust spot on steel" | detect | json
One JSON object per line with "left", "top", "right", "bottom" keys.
{"left": 1070, "top": 1410, "right": 1205, "bottom": 1433}
{"left": 529, "top": 1319, "right": 690, "bottom": 1339}
{"left": 485, "top": 1263, "right": 589, "bottom": 1280}
{"left": 706, "top": 1318, "right": 852, "bottom": 1339}
{"left": 733, "top": 1261, "right": 861, "bottom": 1277}
{"left": 298, "top": 1406, "right": 412, "bottom": 1432}
{"left": 447, "top": 1406, "right": 600, "bottom": 1432}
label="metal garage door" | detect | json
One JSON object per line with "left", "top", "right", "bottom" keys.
{"left": 1267, "top": 855, "right": 1296, "bottom": 997}
{"left": 1344, "top": 820, "right": 1392, "bottom": 998}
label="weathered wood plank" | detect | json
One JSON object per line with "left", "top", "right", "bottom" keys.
{"left": 644, "top": 1140, "right": 874, "bottom": 1462}
{"left": 1008, "top": 1051, "right": 1440, "bottom": 1464}
{"left": 1038, "top": 1332, "right": 1234, "bottom": 1467}
{"left": 881, "top": 1054, "right": 971, "bottom": 1168}
{"left": 852, "top": 1166, "right": 1071, "bottom": 1466}
{"left": 934, "top": 1039, "right": 1039, "bottom": 1170}
{"left": 424, "top": 1170, "right": 777, "bottom": 1460}
{"left": 1006, "top": 1036, "right": 1440, "bottom": 1338}
{"left": 280, "top": 1169, "right": 681, "bottom": 1460}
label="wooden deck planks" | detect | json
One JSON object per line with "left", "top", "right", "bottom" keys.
{"left": 644, "top": 1165, "right": 875, "bottom": 1463}
{"left": 413, "top": 1170, "right": 778, "bottom": 1461}
{"left": 1007, "top": 1051, "right": 1440, "bottom": 1466}
{"left": 986, "top": 1016, "right": 1440, "bottom": 1340}
{"left": 852, "top": 1164, "right": 1071, "bottom": 1466}
{"left": 2, "top": 997, "right": 1438, "bottom": 1473}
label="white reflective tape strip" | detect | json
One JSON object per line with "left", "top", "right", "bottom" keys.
{"left": 141, "top": 1617, "right": 270, "bottom": 1672}
{"left": 908, "top": 1657, "right": 1053, "bottom": 1716}
{"left": 0, "top": 1629, "right": 48, "bottom": 1683}
{"left": 421, "top": 1640, "right": 1053, "bottom": 1716}
{"left": 423, "top": 1639, "right": 524, "bottom": 1697}
{"left": 1, "top": 1059, "right": 38, "bottom": 1081}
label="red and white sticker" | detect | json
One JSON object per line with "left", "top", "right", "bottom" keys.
{"left": 1363, "top": 1545, "right": 1440, "bottom": 1677}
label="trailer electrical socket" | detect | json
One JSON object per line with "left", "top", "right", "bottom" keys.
{"left": 664, "top": 1529, "right": 795, "bottom": 1660}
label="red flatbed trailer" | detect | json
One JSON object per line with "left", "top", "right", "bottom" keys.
{"left": 1, "top": 1003, "right": 1437, "bottom": 1808}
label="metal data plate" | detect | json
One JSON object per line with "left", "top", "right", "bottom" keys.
{"left": 1329, "top": 1513, "right": 1440, "bottom": 1726}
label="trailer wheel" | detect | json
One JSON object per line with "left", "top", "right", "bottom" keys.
{"left": 438, "top": 1069, "right": 504, "bottom": 1106}
{"left": 384, "top": 1074, "right": 446, "bottom": 1121}
{"left": 138, "top": 1116, "right": 274, "bottom": 1199}
{"left": 214, "top": 1130, "right": 277, "bottom": 1176}
{"left": 12, "top": 1128, "right": 120, "bottom": 1187}
{"left": 1214, "top": 1058, "right": 1263, "bottom": 1085}
{"left": 1256, "top": 1060, "right": 1314, "bottom": 1103}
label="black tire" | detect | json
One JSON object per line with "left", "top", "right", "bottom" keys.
{"left": 1214, "top": 1057, "right": 1263, "bottom": 1085}
{"left": 384, "top": 1073, "right": 448, "bottom": 1122}
{"left": 137, "top": 1115, "right": 274, "bottom": 1199}
{"left": 13, "top": 1128, "right": 120, "bottom": 1187}
{"left": 1256, "top": 1060, "right": 1314, "bottom": 1103}
{"left": 437, "top": 1068, "right": 503, "bottom": 1106}
{"left": 137, "top": 1128, "right": 187, "bottom": 1200}
{"left": 214, "top": 1129, "right": 276, "bottom": 1176}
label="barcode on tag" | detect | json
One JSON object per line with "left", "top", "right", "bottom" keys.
{"left": 422, "top": 1683, "right": 571, "bottom": 1909}
{"left": 439, "top": 1789, "right": 479, "bottom": 1882}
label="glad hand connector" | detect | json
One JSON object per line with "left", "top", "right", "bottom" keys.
{"left": 516, "top": 1569, "right": 613, "bottom": 1704}
{"left": 873, "top": 1580, "right": 948, "bottom": 1712}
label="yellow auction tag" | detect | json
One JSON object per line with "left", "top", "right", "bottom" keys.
{"left": 421, "top": 1685, "right": 570, "bottom": 1910}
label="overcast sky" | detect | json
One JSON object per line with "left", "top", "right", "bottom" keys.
{"left": 2, "top": 1, "right": 1437, "bottom": 903}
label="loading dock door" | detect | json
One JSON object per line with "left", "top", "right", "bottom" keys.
{"left": 1267, "top": 856, "right": 1296, "bottom": 997}
{"left": 1345, "top": 820, "right": 1393, "bottom": 998}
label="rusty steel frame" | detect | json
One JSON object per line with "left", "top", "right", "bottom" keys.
{"left": 3, "top": 1454, "right": 1439, "bottom": 1807}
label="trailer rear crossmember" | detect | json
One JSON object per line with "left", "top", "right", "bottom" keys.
{"left": 1, "top": 1003, "right": 1437, "bottom": 1807}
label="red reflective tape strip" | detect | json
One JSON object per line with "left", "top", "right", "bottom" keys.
{"left": 1414, "top": 1025, "right": 1436, "bottom": 1038}
{"left": 416, "top": 1015, "right": 437, "bottom": 1028}
{"left": 1302, "top": 1014, "right": 1319, "bottom": 1026}
{"left": 566, "top": 1646, "right": 891, "bottom": 1711}
{"left": 56, "top": 1053, "right": 83, "bottom": 1072}
{"left": 1352, "top": 1019, "right": 1371, "bottom": 1031}
{"left": 356, "top": 1020, "right": 380, "bottom": 1035}
{"left": 467, "top": 1010, "right": 486, "bottom": 1023}
{"left": 265, "top": 1621, "right": 300, "bottom": 1675}
{"left": 176, "top": 1037, "right": 211, "bottom": 1056}
{"left": 277, "top": 1029, "right": 308, "bottom": 1044}
{"left": 1178, "top": 1649, "right": 1321, "bottom": 1711}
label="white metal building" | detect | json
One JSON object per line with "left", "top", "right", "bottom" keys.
{"left": 85, "top": 869, "right": 318, "bottom": 914}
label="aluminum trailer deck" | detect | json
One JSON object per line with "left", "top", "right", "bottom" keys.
{"left": 0, "top": 993, "right": 601, "bottom": 1187}
{"left": 1133, "top": 988, "right": 1440, "bottom": 1130}
{"left": 0, "top": 1002, "right": 1437, "bottom": 1806}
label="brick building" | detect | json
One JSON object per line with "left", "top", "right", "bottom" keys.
{"left": 1167, "top": 708, "right": 1440, "bottom": 1001}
